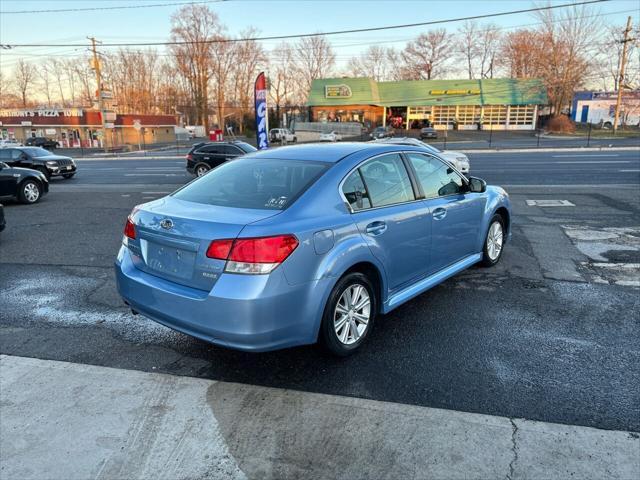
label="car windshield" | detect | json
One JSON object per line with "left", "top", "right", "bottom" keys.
{"left": 24, "top": 147, "right": 53, "bottom": 157}
{"left": 172, "top": 157, "right": 330, "bottom": 210}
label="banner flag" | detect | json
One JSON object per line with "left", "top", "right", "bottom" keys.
{"left": 254, "top": 72, "right": 269, "bottom": 150}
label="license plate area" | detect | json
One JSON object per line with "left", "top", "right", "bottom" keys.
{"left": 145, "top": 241, "right": 196, "bottom": 280}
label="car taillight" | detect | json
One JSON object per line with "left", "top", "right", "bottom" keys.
{"left": 123, "top": 206, "right": 140, "bottom": 241}
{"left": 186, "top": 153, "right": 193, "bottom": 161}
{"left": 124, "top": 217, "right": 136, "bottom": 240}
{"left": 206, "top": 235, "right": 298, "bottom": 274}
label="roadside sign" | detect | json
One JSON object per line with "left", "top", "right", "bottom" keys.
{"left": 133, "top": 120, "right": 141, "bottom": 131}
{"left": 104, "top": 122, "right": 115, "bottom": 129}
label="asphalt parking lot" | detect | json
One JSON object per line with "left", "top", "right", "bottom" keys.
{"left": 1, "top": 148, "right": 639, "bottom": 433}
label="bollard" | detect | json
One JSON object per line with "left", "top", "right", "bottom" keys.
{"left": 587, "top": 122, "right": 592, "bottom": 147}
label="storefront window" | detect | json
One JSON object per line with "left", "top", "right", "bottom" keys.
{"left": 432, "top": 106, "right": 457, "bottom": 125}
{"left": 457, "top": 106, "right": 481, "bottom": 125}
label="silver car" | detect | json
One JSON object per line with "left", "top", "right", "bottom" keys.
{"left": 371, "top": 137, "right": 470, "bottom": 174}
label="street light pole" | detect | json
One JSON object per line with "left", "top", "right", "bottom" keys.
{"left": 613, "top": 16, "right": 633, "bottom": 134}
{"left": 88, "top": 36, "right": 108, "bottom": 153}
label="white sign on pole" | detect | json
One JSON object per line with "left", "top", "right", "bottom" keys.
{"left": 104, "top": 122, "right": 115, "bottom": 129}
{"left": 133, "top": 120, "right": 142, "bottom": 131}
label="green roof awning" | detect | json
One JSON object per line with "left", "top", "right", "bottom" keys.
{"left": 307, "top": 77, "right": 547, "bottom": 107}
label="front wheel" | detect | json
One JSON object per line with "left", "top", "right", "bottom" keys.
{"left": 480, "top": 214, "right": 505, "bottom": 267}
{"left": 320, "top": 272, "right": 377, "bottom": 356}
{"left": 18, "top": 180, "right": 42, "bottom": 204}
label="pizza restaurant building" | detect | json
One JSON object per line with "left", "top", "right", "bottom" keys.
{"left": 0, "top": 108, "right": 178, "bottom": 148}
{"left": 307, "top": 77, "right": 548, "bottom": 131}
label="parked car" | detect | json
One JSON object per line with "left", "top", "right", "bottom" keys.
{"left": 269, "top": 128, "right": 297, "bottom": 143}
{"left": 0, "top": 161, "right": 49, "bottom": 204}
{"left": 419, "top": 127, "right": 438, "bottom": 139}
{"left": 372, "top": 137, "right": 470, "bottom": 174}
{"left": 186, "top": 141, "right": 257, "bottom": 177}
{"left": 0, "top": 138, "right": 23, "bottom": 148}
{"left": 116, "top": 143, "right": 511, "bottom": 355}
{"left": 25, "top": 137, "right": 60, "bottom": 149}
{"left": 319, "top": 131, "right": 343, "bottom": 142}
{"left": 0, "top": 204, "right": 5, "bottom": 232}
{"left": 0, "top": 147, "right": 76, "bottom": 180}
{"left": 369, "top": 126, "right": 394, "bottom": 139}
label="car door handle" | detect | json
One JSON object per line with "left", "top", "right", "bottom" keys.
{"left": 433, "top": 208, "right": 447, "bottom": 220}
{"left": 365, "top": 221, "right": 387, "bottom": 236}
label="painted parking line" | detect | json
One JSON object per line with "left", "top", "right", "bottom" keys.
{"left": 124, "top": 173, "right": 184, "bottom": 177}
{"left": 556, "top": 161, "right": 631, "bottom": 164}
{"left": 619, "top": 169, "right": 640, "bottom": 172}
{"left": 526, "top": 200, "right": 575, "bottom": 207}
{"left": 552, "top": 154, "right": 620, "bottom": 158}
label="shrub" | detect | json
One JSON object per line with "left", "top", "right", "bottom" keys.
{"left": 546, "top": 115, "right": 576, "bottom": 133}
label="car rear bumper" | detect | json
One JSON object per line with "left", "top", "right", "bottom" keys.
{"left": 115, "top": 246, "right": 333, "bottom": 352}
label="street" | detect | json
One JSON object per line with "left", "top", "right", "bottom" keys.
{"left": 1, "top": 147, "right": 639, "bottom": 435}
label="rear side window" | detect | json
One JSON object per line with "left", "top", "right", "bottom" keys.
{"left": 358, "top": 154, "right": 415, "bottom": 207}
{"left": 172, "top": 158, "right": 329, "bottom": 210}
{"left": 198, "top": 145, "right": 222, "bottom": 154}
{"left": 342, "top": 170, "right": 371, "bottom": 211}
{"left": 221, "top": 145, "right": 242, "bottom": 155}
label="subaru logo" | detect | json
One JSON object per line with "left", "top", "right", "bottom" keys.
{"left": 159, "top": 219, "right": 173, "bottom": 230}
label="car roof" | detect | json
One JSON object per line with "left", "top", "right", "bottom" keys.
{"left": 242, "top": 142, "right": 424, "bottom": 163}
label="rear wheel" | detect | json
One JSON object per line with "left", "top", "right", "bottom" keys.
{"left": 320, "top": 272, "right": 377, "bottom": 356}
{"left": 480, "top": 214, "right": 505, "bottom": 267}
{"left": 18, "top": 180, "right": 42, "bottom": 204}
{"left": 195, "top": 163, "right": 210, "bottom": 177}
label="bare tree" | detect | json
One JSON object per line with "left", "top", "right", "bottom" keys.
{"left": 402, "top": 29, "right": 452, "bottom": 80}
{"left": 38, "top": 63, "right": 53, "bottom": 107}
{"left": 346, "top": 46, "right": 397, "bottom": 81}
{"left": 170, "top": 4, "right": 221, "bottom": 129}
{"left": 14, "top": 59, "right": 36, "bottom": 107}
{"left": 457, "top": 21, "right": 479, "bottom": 79}
{"left": 49, "top": 59, "right": 67, "bottom": 106}
{"left": 478, "top": 24, "right": 501, "bottom": 79}
{"left": 231, "top": 28, "right": 266, "bottom": 132}
{"left": 269, "top": 42, "right": 296, "bottom": 126}
{"left": 596, "top": 22, "right": 638, "bottom": 90}
{"left": 293, "top": 35, "right": 335, "bottom": 101}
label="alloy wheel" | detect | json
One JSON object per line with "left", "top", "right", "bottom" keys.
{"left": 334, "top": 283, "right": 371, "bottom": 345}
{"left": 486, "top": 221, "right": 503, "bottom": 261}
{"left": 196, "top": 165, "right": 209, "bottom": 177}
{"left": 23, "top": 183, "right": 40, "bottom": 203}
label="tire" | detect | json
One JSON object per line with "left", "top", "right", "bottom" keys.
{"left": 320, "top": 272, "right": 377, "bottom": 356}
{"left": 18, "top": 179, "right": 42, "bottom": 204}
{"left": 62, "top": 173, "right": 75, "bottom": 179}
{"left": 480, "top": 214, "right": 505, "bottom": 267}
{"left": 194, "top": 163, "right": 210, "bottom": 177}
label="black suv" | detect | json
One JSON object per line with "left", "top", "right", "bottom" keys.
{"left": 186, "top": 141, "right": 257, "bottom": 176}
{"left": 0, "top": 161, "right": 49, "bottom": 204}
{"left": 25, "top": 137, "right": 60, "bottom": 149}
{"left": 0, "top": 147, "right": 77, "bottom": 180}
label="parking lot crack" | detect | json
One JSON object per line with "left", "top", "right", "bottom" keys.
{"left": 506, "top": 418, "right": 519, "bottom": 480}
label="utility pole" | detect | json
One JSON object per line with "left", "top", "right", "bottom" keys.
{"left": 613, "top": 16, "right": 632, "bottom": 134}
{"left": 88, "top": 37, "right": 108, "bottom": 152}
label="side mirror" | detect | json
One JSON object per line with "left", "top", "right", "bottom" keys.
{"left": 468, "top": 177, "right": 486, "bottom": 193}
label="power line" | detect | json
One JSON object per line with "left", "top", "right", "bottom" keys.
{"left": 1, "top": 0, "right": 228, "bottom": 15}
{"left": 1, "top": 0, "right": 611, "bottom": 48}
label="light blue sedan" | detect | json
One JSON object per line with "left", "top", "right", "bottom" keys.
{"left": 115, "top": 143, "right": 511, "bottom": 355}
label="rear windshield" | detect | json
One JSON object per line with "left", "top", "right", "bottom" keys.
{"left": 172, "top": 157, "right": 330, "bottom": 210}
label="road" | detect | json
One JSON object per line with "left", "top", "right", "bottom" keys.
{"left": 1, "top": 148, "right": 639, "bottom": 433}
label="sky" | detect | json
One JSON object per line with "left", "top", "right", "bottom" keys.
{"left": 0, "top": 0, "right": 638, "bottom": 73}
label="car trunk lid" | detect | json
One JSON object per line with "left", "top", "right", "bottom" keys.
{"left": 127, "top": 196, "right": 280, "bottom": 291}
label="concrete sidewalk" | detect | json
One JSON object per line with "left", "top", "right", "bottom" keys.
{"left": 1, "top": 355, "right": 638, "bottom": 480}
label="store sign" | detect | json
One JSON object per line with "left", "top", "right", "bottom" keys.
{"left": 325, "top": 85, "right": 352, "bottom": 98}
{"left": 21, "top": 121, "right": 32, "bottom": 126}
{"left": 45, "top": 128, "right": 56, "bottom": 135}
{"left": 430, "top": 89, "right": 481, "bottom": 95}
{"left": 105, "top": 122, "right": 115, "bottom": 129}
{"left": 0, "top": 108, "right": 84, "bottom": 118}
